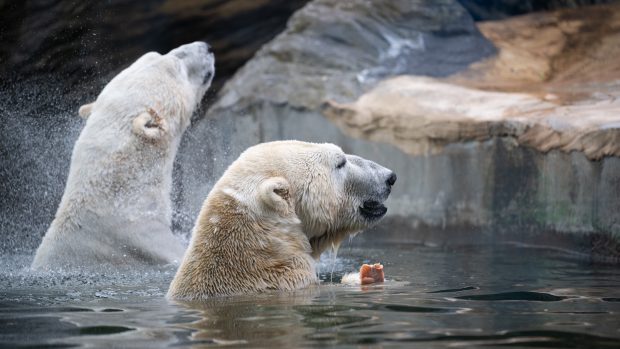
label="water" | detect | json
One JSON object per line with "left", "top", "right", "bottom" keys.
{"left": 1, "top": 240, "right": 619, "bottom": 348}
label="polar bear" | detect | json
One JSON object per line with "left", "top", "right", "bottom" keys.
{"left": 31, "top": 42, "right": 215, "bottom": 270}
{"left": 167, "top": 141, "right": 396, "bottom": 299}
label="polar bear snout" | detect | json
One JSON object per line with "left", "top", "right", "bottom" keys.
{"left": 343, "top": 155, "right": 395, "bottom": 222}
{"left": 169, "top": 41, "right": 211, "bottom": 59}
{"left": 169, "top": 41, "right": 215, "bottom": 88}
{"left": 359, "top": 170, "right": 394, "bottom": 221}
{"left": 371, "top": 168, "right": 395, "bottom": 218}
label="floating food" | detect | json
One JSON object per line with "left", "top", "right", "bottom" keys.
{"left": 360, "top": 263, "right": 384, "bottom": 285}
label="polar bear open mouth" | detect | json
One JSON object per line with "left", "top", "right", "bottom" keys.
{"left": 359, "top": 200, "right": 388, "bottom": 220}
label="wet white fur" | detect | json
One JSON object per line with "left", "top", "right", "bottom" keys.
{"left": 32, "top": 42, "right": 214, "bottom": 270}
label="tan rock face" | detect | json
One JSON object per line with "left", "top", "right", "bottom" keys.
{"left": 322, "top": 4, "right": 620, "bottom": 160}
{"left": 456, "top": 3, "right": 620, "bottom": 95}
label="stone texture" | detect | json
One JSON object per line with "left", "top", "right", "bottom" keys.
{"left": 177, "top": 2, "right": 620, "bottom": 262}
{"left": 454, "top": 3, "right": 620, "bottom": 93}
{"left": 174, "top": 0, "right": 495, "bottom": 233}
{"left": 207, "top": 0, "right": 494, "bottom": 111}
{"left": 319, "top": 4, "right": 620, "bottom": 256}
{"left": 322, "top": 76, "right": 620, "bottom": 160}
{"left": 321, "top": 3, "right": 620, "bottom": 162}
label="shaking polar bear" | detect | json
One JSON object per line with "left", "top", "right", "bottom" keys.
{"left": 168, "top": 141, "right": 396, "bottom": 299}
{"left": 32, "top": 42, "right": 215, "bottom": 270}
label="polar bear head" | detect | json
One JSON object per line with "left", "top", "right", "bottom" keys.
{"left": 223, "top": 140, "right": 396, "bottom": 257}
{"left": 168, "top": 141, "right": 396, "bottom": 298}
{"left": 78, "top": 41, "right": 214, "bottom": 143}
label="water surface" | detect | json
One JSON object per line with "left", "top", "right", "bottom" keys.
{"left": 1, "top": 240, "right": 619, "bottom": 348}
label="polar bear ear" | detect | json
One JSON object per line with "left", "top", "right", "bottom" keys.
{"left": 78, "top": 103, "right": 94, "bottom": 119}
{"left": 132, "top": 108, "right": 168, "bottom": 140}
{"left": 259, "top": 177, "right": 293, "bottom": 216}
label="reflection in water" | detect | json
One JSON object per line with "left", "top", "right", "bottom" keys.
{"left": 428, "top": 286, "right": 478, "bottom": 293}
{"left": 77, "top": 326, "right": 133, "bottom": 335}
{"left": 296, "top": 304, "right": 372, "bottom": 329}
{"left": 1, "top": 242, "right": 620, "bottom": 348}
{"left": 456, "top": 291, "right": 568, "bottom": 302}
{"left": 174, "top": 291, "right": 319, "bottom": 347}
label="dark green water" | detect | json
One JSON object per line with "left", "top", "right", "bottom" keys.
{"left": 1, "top": 240, "right": 619, "bottom": 348}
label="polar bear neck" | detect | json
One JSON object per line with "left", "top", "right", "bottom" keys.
{"left": 168, "top": 188, "right": 316, "bottom": 299}
{"left": 58, "top": 116, "right": 182, "bottom": 226}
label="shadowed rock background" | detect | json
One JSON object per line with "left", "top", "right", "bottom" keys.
{"left": 1, "top": 0, "right": 619, "bottom": 261}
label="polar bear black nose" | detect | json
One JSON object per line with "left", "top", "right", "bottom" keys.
{"left": 386, "top": 172, "right": 397, "bottom": 186}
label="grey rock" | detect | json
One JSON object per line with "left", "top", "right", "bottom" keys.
{"left": 175, "top": 0, "right": 495, "bottom": 233}
{"left": 209, "top": 0, "right": 494, "bottom": 111}
{"left": 177, "top": 0, "right": 620, "bottom": 263}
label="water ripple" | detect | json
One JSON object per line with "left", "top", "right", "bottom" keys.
{"left": 428, "top": 286, "right": 478, "bottom": 294}
{"left": 455, "top": 291, "right": 567, "bottom": 302}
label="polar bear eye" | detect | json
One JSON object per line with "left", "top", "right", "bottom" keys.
{"left": 336, "top": 158, "right": 347, "bottom": 169}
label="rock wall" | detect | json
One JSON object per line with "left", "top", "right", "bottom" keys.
{"left": 174, "top": 0, "right": 495, "bottom": 232}
{"left": 317, "top": 3, "right": 620, "bottom": 241}
{"left": 176, "top": 1, "right": 620, "bottom": 261}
